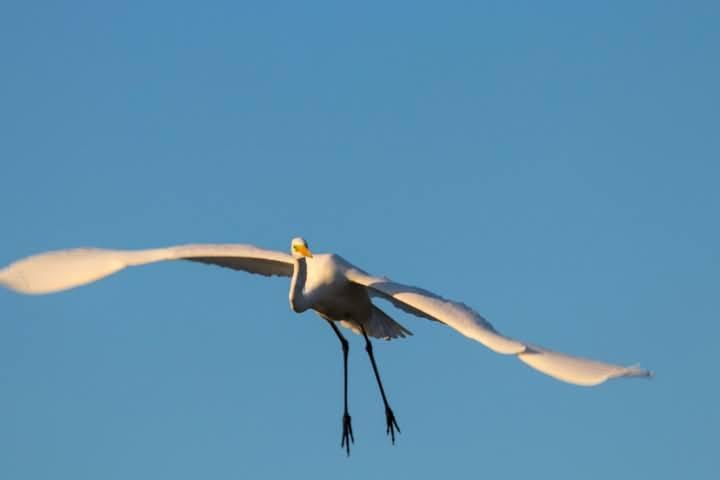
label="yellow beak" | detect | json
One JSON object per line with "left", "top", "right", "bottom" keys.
{"left": 295, "top": 245, "right": 313, "bottom": 258}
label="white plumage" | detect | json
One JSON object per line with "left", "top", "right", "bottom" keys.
{"left": 0, "top": 237, "right": 651, "bottom": 386}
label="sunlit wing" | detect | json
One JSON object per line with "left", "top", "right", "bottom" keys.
{"left": 345, "top": 268, "right": 652, "bottom": 386}
{"left": 0, "top": 244, "right": 294, "bottom": 295}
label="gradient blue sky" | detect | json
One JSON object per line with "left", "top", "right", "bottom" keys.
{"left": 1, "top": 2, "right": 718, "bottom": 478}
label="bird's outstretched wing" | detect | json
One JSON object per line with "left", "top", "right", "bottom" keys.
{"left": 345, "top": 268, "right": 651, "bottom": 386}
{"left": 0, "top": 244, "right": 294, "bottom": 295}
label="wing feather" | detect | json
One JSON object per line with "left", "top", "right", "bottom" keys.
{"left": 345, "top": 268, "right": 651, "bottom": 386}
{"left": 339, "top": 305, "right": 413, "bottom": 340}
{"left": 0, "top": 244, "right": 293, "bottom": 295}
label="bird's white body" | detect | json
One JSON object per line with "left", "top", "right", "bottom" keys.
{"left": 293, "top": 254, "right": 371, "bottom": 318}
{"left": 290, "top": 253, "right": 411, "bottom": 339}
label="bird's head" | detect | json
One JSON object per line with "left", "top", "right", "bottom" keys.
{"left": 291, "top": 237, "right": 313, "bottom": 259}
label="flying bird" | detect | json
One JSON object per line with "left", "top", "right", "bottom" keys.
{"left": 0, "top": 237, "right": 651, "bottom": 455}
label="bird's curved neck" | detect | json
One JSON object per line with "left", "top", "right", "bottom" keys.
{"left": 289, "top": 257, "right": 309, "bottom": 312}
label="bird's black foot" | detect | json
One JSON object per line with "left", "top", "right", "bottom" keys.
{"left": 385, "top": 406, "right": 401, "bottom": 444}
{"left": 341, "top": 412, "right": 354, "bottom": 456}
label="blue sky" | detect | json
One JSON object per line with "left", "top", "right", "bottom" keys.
{"left": 1, "top": 1, "right": 718, "bottom": 478}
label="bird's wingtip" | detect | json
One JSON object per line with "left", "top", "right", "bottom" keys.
{"left": 0, "top": 266, "right": 16, "bottom": 292}
{"left": 622, "top": 364, "right": 654, "bottom": 379}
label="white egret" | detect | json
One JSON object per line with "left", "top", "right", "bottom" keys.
{"left": 0, "top": 237, "right": 651, "bottom": 455}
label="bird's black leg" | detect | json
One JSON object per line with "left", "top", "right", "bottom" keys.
{"left": 327, "top": 320, "right": 354, "bottom": 456}
{"left": 361, "top": 326, "right": 401, "bottom": 444}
